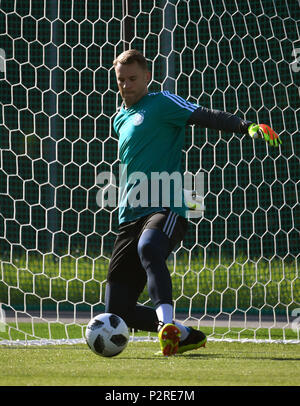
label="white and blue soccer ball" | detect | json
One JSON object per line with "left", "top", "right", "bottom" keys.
{"left": 85, "top": 313, "right": 129, "bottom": 357}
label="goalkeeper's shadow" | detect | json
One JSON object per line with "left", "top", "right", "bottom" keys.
{"left": 117, "top": 353, "right": 300, "bottom": 361}
{"left": 177, "top": 353, "right": 300, "bottom": 361}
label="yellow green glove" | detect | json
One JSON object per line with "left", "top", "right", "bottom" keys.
{"left": 248, "top": 123, "right": 282, "bottom": 147}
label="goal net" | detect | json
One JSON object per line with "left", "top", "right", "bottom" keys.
{"left": 0, "top": 0, "right": 299, "bottom": 346}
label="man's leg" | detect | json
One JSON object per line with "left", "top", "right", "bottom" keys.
{"left": 137, "top": 211, "right": 191, "bottom": 355}
{"left": 137, "top": 211, "right": 188, "bottom": 324}
{"left": 137, "top": 228, "right": 172, "bottom": 310}
{"left": 105, "top": 219, "right": 159, "bottom": 332}
{"left": 105, "top": 280, "right": 158, "bottom": 332}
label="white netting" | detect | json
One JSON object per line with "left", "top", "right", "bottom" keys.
{"left": 0, "top": 0, "right": 299, "bottom": 345}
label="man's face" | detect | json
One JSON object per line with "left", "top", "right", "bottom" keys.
{"left": 115, "top": 61, "right": 150, "bottom": 108}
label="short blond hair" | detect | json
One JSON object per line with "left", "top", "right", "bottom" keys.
{"left": 113, "top": 49, "right": 148, "bottom": 71}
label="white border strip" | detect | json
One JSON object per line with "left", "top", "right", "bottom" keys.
{"left": 0, "top": 337, "right": 299, "bottom": 346}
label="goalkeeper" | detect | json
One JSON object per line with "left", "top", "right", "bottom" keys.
{"left": 105, "top": 49, "right": 282, "bottom": 357}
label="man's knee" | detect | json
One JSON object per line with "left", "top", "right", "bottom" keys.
{"left": 137, "top": 229, "right": 169, "bottom": 264}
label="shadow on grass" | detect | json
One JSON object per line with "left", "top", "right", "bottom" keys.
{"left": 177, "top": 353, "right": 300, "bottom": 361}
{"left": 3, "top": 345, "right": 300, "bottom": 362}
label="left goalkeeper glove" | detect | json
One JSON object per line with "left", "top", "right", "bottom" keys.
{"left": 248, "top": 123, "right": 282, "bottom": 147}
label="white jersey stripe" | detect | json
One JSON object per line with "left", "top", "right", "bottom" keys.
{"left": 167, "top": 213, "right": 179, "bottom": 237}
{"left": 162, "top": 90, "right": 199, "bottom": 112}
{"left": 162, "top": 91, "right": 198, "bottom": 112}
{"left": 165, "top": 212, "right": 176, "bottom": 237}
{"left": 163, "top": 211, "right": 174, "bottom": 235}
{"left": 163, "top": 211, "right": 178, "bottom": 238}
{"left": 170, "top": 93, "right": 199, "bottom": 111}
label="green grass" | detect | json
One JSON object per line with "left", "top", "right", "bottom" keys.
{"left": 0, "top": 341, "right": 300, "bottom": 386}
{"left": 1, "top": 320, "right": 299, "bottom": 387}
{"left": 1, "top": 323, "right": 299, "bottom": 343}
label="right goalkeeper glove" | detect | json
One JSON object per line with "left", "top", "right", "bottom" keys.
{"left": 248, "top": 123, "right": 282, "bottom": 147}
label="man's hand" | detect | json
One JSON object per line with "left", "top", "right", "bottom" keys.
{"left": 248, "top": 123, "right": 282, "bottom": 147}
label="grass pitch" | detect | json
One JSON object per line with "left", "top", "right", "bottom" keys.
{"left": 1, "top": 253, "right": 299, "bottom": 387}
{"left": 1, "top": 340, "right": 300, "bottom": 386}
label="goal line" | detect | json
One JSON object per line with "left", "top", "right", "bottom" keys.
{"left": 0, "top": 337, "right": 299, "bottom": 347}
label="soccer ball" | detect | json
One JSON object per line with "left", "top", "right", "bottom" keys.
{"left": 85, "top": 313, "right": 129, "bottom": 357}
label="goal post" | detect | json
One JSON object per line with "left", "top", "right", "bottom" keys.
{"left": 0, "top": 0, "right": 299, "bottom": 345}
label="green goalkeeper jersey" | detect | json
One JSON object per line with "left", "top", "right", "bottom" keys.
{"left": 113, "top": 91, "right": 199, "bottom": 224}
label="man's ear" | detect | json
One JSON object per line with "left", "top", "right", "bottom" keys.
{"left": 146, "top": 70, "right": 151, "bottom": 83}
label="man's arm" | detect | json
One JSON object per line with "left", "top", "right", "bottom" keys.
{"left": 187, "top": 107, "right": 282, "bottom": 147}
{"left": 187, "top": 106, "right": 252, "bottom": 134}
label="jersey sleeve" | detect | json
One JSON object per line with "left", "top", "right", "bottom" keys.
{"left": 160, "top": 91, "right": 199, "bottom": 127}
{"left": 187, "top": 106, "right": 253, "bottom": 134}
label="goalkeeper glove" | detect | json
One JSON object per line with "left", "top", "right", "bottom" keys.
{"left": 248, "top": 123, "right": 282, "bottom": 147}
{"left": 184, "top": 189, "right": 205, "bottom": 218}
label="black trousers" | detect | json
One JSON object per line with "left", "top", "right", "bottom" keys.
{"left": 105, "top": 209, "right": 188, "bottom": 332}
